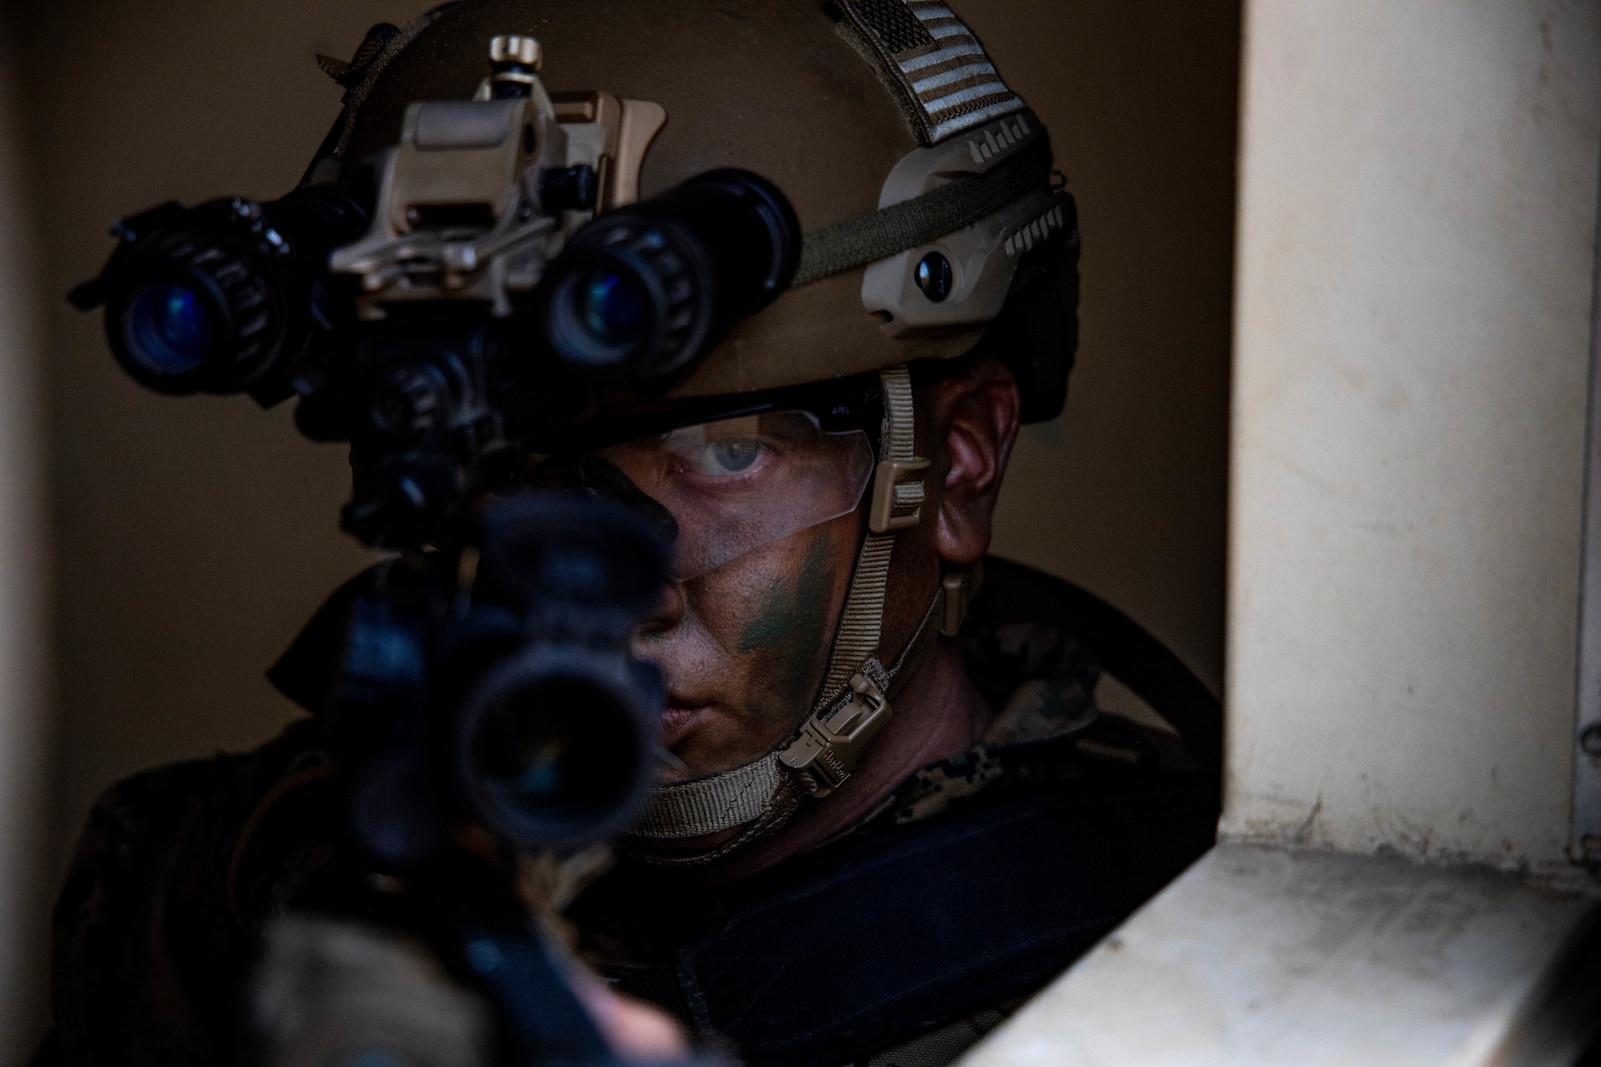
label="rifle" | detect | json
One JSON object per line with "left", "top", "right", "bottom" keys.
{"left": 240, "top": 493, "right": 698, "bottom": 1067}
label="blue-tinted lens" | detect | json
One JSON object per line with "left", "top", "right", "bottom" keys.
{"left": 124, "top": 283, "right": 213, "bottom": 376}
{"left": 578, "top": 270, "right": 645, "bottom": 346}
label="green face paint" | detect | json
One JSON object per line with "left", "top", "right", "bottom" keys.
{"left": 736, "top": 533, "right": 838, "bottom": 721}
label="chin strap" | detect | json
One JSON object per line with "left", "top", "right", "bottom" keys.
{"left": 627, "top": 368, "right": 984, "bottom": 858}
{"left": 777, "top": 365, "right": 925, "bottom": 794}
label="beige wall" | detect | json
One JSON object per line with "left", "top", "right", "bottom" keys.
{"left": 0, "top": 30, "right": 53, "bottom": 1066}
{"left": 15, "top": 0, "right": 438, "bottom": 869}
{"left": 1222, "top": 0, "right": 1601, "bottom": 875}
{"left": 6, "top": 0, "right": 1237, "bottom": 1049}
{"left": 11, "top": 3, "right": 437, "bottom": 1052}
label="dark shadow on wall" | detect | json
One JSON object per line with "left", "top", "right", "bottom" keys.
{"left": 971, "top": 1, "right": 1239, "bottom": 706}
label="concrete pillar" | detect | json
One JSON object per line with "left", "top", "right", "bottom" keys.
{"left": 963, "top": 3, "right": 1601, "bottom": 1063}
{"left": 1222, "top": 0, "right": 1601, "bottom": 874}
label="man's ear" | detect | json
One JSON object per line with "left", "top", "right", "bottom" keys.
{"left": 928, "top": 359, "right": 1023, "bottom": 567}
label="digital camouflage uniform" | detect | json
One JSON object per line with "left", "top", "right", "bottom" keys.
{"left": 36, "top": 557, "right": 1218, "bottom": 1067}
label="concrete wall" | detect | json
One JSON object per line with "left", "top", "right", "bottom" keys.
{"left": 1222, "top": 0, "right": 1601, "bottom": 875}
{"left": 961, "top": 8, "right": 1601, "bottom": 1059}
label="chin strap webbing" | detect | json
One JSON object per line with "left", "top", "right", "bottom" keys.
{"left": 628, "top": 367, "right": 931, "bottom": 847}
{"left": 628, "top": 595, "right": 938, "bottom": 845}
{"left": 823, "top": 366, "right": 921, "bottom": 697}
{"left": 628, "top": 751, "right": 784, "bottom": 841}
{"left": 776, "top": 366, "right": 924, "bottom": 794}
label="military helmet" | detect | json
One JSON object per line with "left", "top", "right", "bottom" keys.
{"left": 308, "top": 0, "right": 1081, "bottom": 860}
{"left": 318, "top": 0, "right": 1079, "bottom": 419}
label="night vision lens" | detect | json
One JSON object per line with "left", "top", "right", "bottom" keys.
{"left": 540, "top": 169, "right": 800, "bottom": 381}
{"left": 122, "top": 283, "right": 214, "bottom": 375}
{"left": 74, "top": 189, "right": 370, "bottom": 398}
{"left": 549, "top": 267, "right": 651, "bottom": 367}
{"left": 581, "top": 270, "right": 646, "bottom": 344}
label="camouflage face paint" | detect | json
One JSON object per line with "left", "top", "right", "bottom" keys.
{"left": 736, "top": 532, "right": 838, "bottom": 720}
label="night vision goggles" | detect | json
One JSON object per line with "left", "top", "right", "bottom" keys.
{"left": 70, "top": 34, "right": 801, "bottom": 549}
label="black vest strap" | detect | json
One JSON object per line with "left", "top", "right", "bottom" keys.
{"left": 615, "top": 766, "right": 1218, "bottom": 1067}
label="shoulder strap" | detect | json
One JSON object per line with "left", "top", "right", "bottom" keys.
{"left": 642, "top": 769, "right": 1218, "bottom": 1066}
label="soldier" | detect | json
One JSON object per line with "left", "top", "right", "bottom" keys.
{"left": 41, "top": 2, "right": 1220, "bottom": 1065}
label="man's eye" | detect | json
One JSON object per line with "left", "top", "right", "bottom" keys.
{"left": 696, "top": 440, "right": 765, "bottom": 475}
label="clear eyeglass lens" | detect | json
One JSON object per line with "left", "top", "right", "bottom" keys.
{"left": 597, "top": 410, "right": 874, "bottom": 579}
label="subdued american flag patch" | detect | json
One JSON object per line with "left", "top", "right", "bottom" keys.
{"left": 838, "top": 0, "right": 1026, "bottom": 145}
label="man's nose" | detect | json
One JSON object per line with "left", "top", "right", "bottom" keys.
{"left": 637, "top": 580, "right": 686, "bottom": 638}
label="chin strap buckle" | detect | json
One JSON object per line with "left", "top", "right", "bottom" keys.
{"left": 868, "top": 457, "right": 931, "bottom": 535}
{"left": 939, "top": 563, "right": 984, "bottom": 638}
{"left": 780, "top": 669, "right": 892, "bottom": 796}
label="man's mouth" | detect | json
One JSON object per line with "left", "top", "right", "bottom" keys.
{"left": 660, "top": 698, "right": 712, "bottom": 748}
